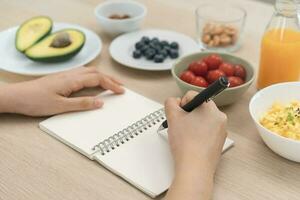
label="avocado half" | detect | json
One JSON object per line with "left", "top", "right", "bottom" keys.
{"left": 25, "top": 29, "right": 85, "bottom": 62}
{"left": 15, "top": 16, "right": 53, "bottom": 52}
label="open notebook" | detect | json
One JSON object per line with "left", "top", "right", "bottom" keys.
{"left": 39, "top": 88, "right": 234, "bottom": 198}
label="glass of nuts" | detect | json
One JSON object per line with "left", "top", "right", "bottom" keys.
{"left": 196, "top": 3, "right": 246, "bottom": 52}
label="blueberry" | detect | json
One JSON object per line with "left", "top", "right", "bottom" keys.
{"left": 133, "top": 50, "right": 142, "bottom": 59}
{"left": 148, "top": 42, "right": 155, "bottom": 48}
{"left": 164, "top": 46, "right": 171, "bottom": 54}
{"left": 170, "top": 42, "right": 179, "bottom": 49}
{"left": 159, "top": 49, "right": 168, "bottom": 58}
{"left": 145, "top": 49, "right": 155, "bottom": 60}
{"left": 146, "top": 54, "right": 155, "bottom": 60}
{"left": 151, "top": 37, "right": 159, "bottom": 44}
{"left": 154, "top": 54, "right": 165, "bottom": 63}
{"left": 135, "top": 41, "right": 144, "bottom": 50}
{"left": 153, "top": 45, "right": 162, "bottom": 52}
{"left": 147, "top": 47, "right": 156, "bottom": 53}
{"left": 149, "top": 41, "right": 157, "bottom": 47}
{"left": 140, "top": 45, "right": 149, "bottom": 54}
{"left": 141, "top": 36, "right": 150, "bottom": 44}
{"left": 148, "top": 48, "right": 156, "bottom": 54}
{"left": 158, "top": 42, "right": 164, "bottom": 48}
{"left": 160, "top": 40, "right": 169, "bottom": 47}
{"left": 169, "top": 49, "right": 179, "bottom": 59}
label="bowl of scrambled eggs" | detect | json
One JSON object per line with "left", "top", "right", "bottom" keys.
{"left": 249, "top": 82, "right": 300, "bottom": 162}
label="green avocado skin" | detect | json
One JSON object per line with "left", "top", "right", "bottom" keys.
{"left": 25, "top": 42, "right": 85, "bottom": 62}
{"left": 15, "top": 16, "right": 53, "bottom": 53}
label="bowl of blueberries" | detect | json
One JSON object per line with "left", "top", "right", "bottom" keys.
{"left": 132, "top": 36, "right": 180, "bottom": 63}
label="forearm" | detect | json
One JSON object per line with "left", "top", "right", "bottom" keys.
{"left": 166, "top": 158, "right": 215, "bottom": 200}
{"left": 0, "top": 84, "right": 19, "bottom": 113}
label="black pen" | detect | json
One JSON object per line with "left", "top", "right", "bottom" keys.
{"left": 157, "top": 76, "right": 230, "bottom": 132}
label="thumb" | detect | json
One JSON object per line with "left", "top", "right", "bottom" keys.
{"left": 62, "top": 96, "right": 103, "bottom": 112}
{"left": 164, "top": 97, "right": 184, "bottom": 123}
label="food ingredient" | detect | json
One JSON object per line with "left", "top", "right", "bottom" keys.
{"left": 25, "top": 29, "right": 85, "bottom": 62}
{"left": 179, "top": 53, "right": 247, "bottom": 88}
{"left": 260, "top": 101, "right": 300, "bottom": 140}
{"left": 109, "top": 14, "right": 131, "bottom": 20}
{"left": 201, "top": 23, "right": 238, "bottom": 48}
{"left": 132, "top": 36, "right": 180, "bottom": 63}
{"left": 15, "top": 16, "right": 52, "bottom": 52}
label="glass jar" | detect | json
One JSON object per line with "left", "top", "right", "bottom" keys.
{"left": 195, "top": 2, "right": 246, "bottom": 52}
{"left": 257, "top": 0, "right": 300, "bottom": 89}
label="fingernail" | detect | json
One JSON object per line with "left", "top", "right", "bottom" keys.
{"left": 116, "top": 87, "right": 125, "bottom": 94}
{"left": 120, "top": 87, "right": 125, "bottom": 93}
{"left": 94, "top": 99, "right": 103, "bottom": 108}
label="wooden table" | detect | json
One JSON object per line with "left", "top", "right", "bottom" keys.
{"left": 0, "top": 0, "right": 299, "bottom": 199}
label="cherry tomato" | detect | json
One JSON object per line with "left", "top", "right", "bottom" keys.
{"left": 203, "top": 54, "right": 223, "bottom": 70}
{"left": 188, "top": 61, "right": 208, "bottom": 76}
{"left": 228, "top": 76, "right": 244, "bottom": 87}
{"left": 191, "top": 76, "right": 209, "bottom": 88}
{"left": 234, "top": 65, "right": 246, "bottom": 80}
{"left": 219, "top": 62, "right": 235, "bottom": 76}
{"left": 180, "top": 70, "right": 196, "bottom": 83}
{"left": 206, "top": 69, "right": 226, "bottom": 83}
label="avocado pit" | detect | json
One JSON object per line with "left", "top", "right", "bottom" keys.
{"left": 50, "top": 32, "right": 72, "bottom": 48}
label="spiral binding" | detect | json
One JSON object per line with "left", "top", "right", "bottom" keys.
{"left": 92, "top": 108, "right": 165, "bottom": 156}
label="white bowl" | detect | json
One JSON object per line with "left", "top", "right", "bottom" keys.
{"left": 249, "top": 82, "right": 300, "bottom": 162}
{"left": 94, "top": 0, "right": 147, "bottom": 37}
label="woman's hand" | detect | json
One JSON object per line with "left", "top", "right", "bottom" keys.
{"left": 165, "top": 91, "right": 227, "bottom": 200}
{"left": 0, "top": 67, "right": 124, "bottom": 116}
{"left": 166, "top": 90, "right": 227, "bottom": 171}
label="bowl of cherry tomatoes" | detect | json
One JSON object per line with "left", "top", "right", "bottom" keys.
{"left": 172, "top": 52, "right": 255, "bottom": 106}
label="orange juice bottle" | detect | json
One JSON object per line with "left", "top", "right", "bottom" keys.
{"left": 257, "top": 0, "right": 300, "bottom": 89}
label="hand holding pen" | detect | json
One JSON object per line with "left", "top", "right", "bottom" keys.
{"left": 158, "top": 76, "right": 229, "bottom": 132}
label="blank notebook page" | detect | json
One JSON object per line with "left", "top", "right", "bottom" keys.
{"left": 40, "top": 89, "right": 162, "bottom": 157}
{"left": 95, "top": 120, "right": 174, "bottom": 197}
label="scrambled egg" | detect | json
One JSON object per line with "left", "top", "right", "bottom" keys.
{"left": 260, "top": 101, "right": 300, "bottom": 141}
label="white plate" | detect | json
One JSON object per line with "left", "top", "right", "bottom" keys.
{"left": 109, "top": 29, "right": 200, "bottom": 71}
{"left": 0, "top": 22, "right": 102, "bottom": 76}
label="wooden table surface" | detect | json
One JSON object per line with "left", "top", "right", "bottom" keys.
{"left": 0, "top": 0, "right": 300, "bottom": 199}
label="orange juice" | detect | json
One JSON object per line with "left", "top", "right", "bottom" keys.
{"left": 257, "top": 28, "right": 300, "bottom": 89}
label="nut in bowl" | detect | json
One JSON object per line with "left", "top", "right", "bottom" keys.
{"left": 249, "top": 82, "right": 300, "bottom": 162}
{"left": 195, "top": 3, "right": 246, "bottom": 52}
{"left": 172, "top": 52, "right": 254, "bottom": 106}
{"left": 94, "top": 0, "right": 147, "bottom": 37}
{"left": 202, "top": 23, "right": 238, "bottom": 48}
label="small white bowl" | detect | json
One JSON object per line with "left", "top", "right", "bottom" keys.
{"left": 249, "top": 82, "right": 300, "bottom": 162}
{"left": 94, "top": 0, "right": 147, "bottom": 37}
